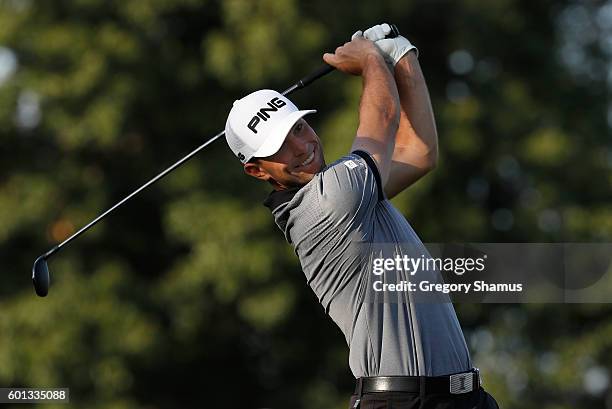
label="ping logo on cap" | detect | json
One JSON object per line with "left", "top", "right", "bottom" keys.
{"left": 247, "top": 97, "right": 287, "bottom": 134}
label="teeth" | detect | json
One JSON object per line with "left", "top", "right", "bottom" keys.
{"left": 301, "top": 151, "right": 314, "bottom": 167}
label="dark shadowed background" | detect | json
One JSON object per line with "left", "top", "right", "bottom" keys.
{"left": 0, "top": 0, "right": 611, "bottom": 408}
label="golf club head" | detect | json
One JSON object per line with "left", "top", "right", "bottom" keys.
{"left": 32, "top": 255, "right": 50, "bottom": 297}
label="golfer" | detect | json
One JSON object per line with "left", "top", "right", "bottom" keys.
{"left": 225, "top": 24, "right": 499, "bottom": 409}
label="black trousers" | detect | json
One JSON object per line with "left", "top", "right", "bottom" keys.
{"left": 348, "top": 387, "right": 500, "bottom": 409}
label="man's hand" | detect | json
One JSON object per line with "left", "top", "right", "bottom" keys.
{"left": 356, "top": 23, "right": 418, "bottom": 66}
{"left": 323, "top": 36, "right": 384, "bottom": 76}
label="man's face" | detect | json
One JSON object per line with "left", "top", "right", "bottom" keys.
{"left": 244, "top": 118, "right": 325, "bottom": 189}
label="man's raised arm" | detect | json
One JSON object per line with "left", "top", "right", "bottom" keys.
{"left": 323, "top": 36, "right": 400, "bottom": 187}
{"left": 385, "top": 51, "right": 438, "bottom": 198}
{"left": 361, "top": 24, "right": 439, "bottom": 199}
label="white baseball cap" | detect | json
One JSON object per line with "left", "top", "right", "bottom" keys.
{"left": 225, "top": 89, "right": 316, "bottom": 164}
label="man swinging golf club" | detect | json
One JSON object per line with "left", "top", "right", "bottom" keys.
{"left": 225, "top": 24, "right": 500, "bottom": 409}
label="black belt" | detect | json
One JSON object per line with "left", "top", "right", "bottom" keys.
{"left": 354, "top": 369, "right": 480, "bottom": 396}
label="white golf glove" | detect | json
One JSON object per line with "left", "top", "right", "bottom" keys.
{"left": 352, "top": 23, "right": 418, "bottom": 66}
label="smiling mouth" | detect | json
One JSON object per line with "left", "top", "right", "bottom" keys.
{"left": 299, "top": 149, "right": 315, "bottom": 167}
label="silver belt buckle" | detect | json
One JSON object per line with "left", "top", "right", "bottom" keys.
{"left": 449, "top": 371, "right": 474, "bottom": 394}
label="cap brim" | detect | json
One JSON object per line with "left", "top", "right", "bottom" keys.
{"left": 251, "top": 109, "right": 316, "bottom": 159}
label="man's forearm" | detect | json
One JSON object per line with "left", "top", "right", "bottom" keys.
{"left": 352, "top": 53, "right": 401, "bottom": 185}
{"left": 394, "top": 52, "right": 438, "bottom": 162}
{"left": 384, "top": 51, "right": 438, "bottom": 198}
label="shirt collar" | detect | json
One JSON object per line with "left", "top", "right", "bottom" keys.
{"left": 262, "top": 186, "right": 302, "bottom": 212}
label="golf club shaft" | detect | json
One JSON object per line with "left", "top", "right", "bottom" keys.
{"left": 45, "top": 130, "right": 226, "bottom": 259}
{"left": 41, "top": 66, "right": 338, "bottom": 260}
{"left": 282, "top": 65, "right": 335, "bottom": 95}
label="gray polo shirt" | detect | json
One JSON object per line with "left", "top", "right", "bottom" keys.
{"left": 263, "top": 151, "right": 472, "bottom": 378}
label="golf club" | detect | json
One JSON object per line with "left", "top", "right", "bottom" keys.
{"left": 32, "top": 24, "right": 400, "bottom": 297}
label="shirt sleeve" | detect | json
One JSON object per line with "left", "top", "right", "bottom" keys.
{"left": 352, "top": 150, "right": 385, "bottom": 201}
{"left": 316, "top": 151, "right": 385, "bottom": 223}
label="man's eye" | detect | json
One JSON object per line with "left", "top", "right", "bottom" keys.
{"left": 294, "top": 123, "right": 303, "bottom": 134}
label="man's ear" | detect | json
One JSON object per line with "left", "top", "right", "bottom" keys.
{"left": 243, "top": 161, "right": 269, "bottom": 181}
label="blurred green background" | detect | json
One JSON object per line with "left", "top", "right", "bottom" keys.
{"left": 0, "top": 0, "right": 611, "bottom": 408}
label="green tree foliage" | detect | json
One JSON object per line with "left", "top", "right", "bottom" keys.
{"left": 0, "top": 0, "right": 610, "bottom": 408}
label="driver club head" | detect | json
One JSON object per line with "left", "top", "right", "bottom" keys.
{"left": 32, "top": 255, "right": 50, "bottom": 297}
